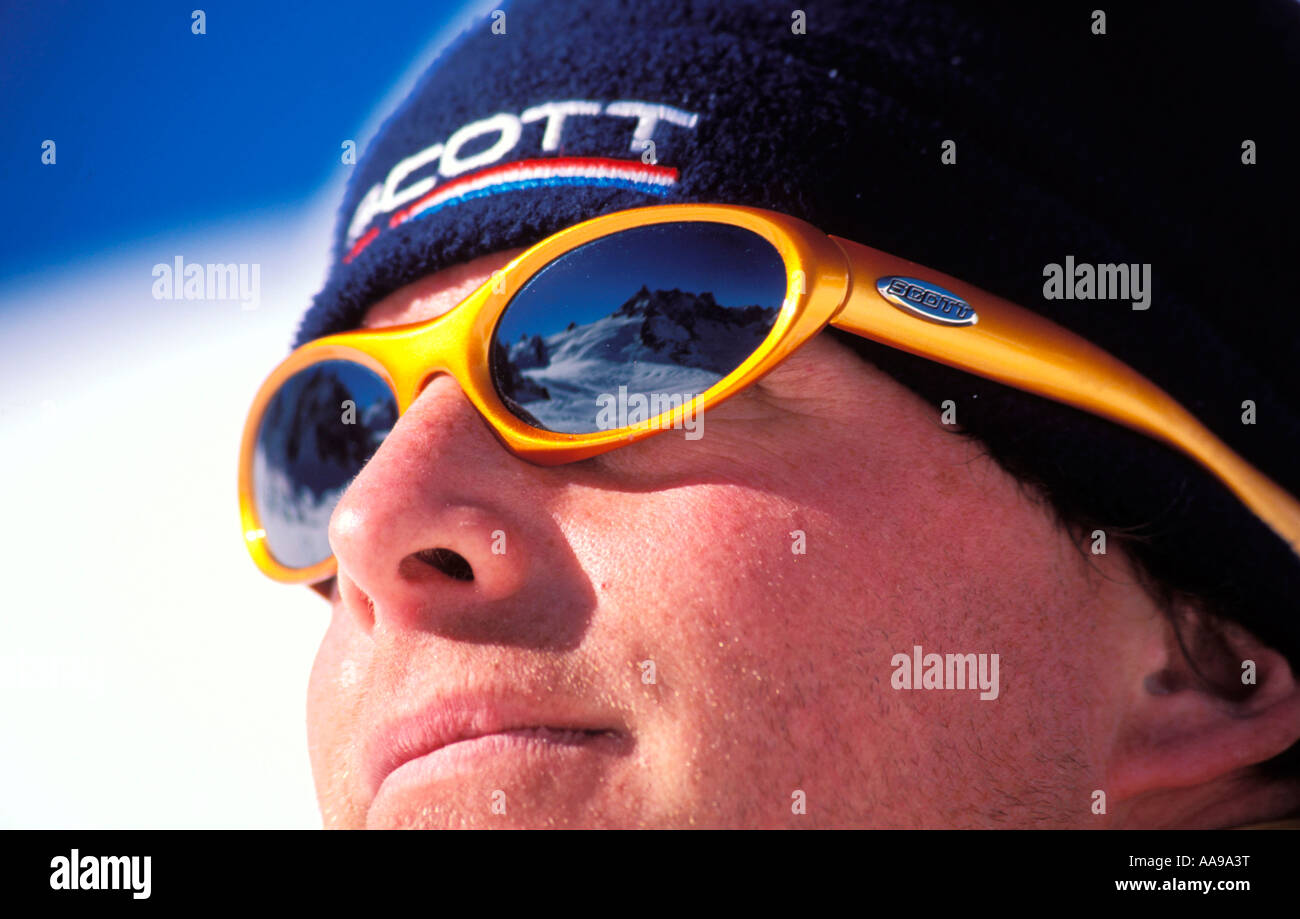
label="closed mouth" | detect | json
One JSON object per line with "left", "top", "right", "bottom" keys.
{"left": 365, "top": 703, "right": 629, "bottom": 798}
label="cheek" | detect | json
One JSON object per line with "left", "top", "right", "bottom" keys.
{"left": 305, "top": 607, "right": 368, "bottom": 820}
{"left": 569, "top": 478, "right": 888, "bottom": 820}
{"left": 567, "top": 436, "right": 1098, "bottom": 824}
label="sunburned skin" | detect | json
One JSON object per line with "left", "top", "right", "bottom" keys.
{"left": 303, "top": 252, "right": 1300, "bottom": 829}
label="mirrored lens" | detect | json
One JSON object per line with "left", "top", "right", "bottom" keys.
{"left": 252, "top": 360, "right": 397, "bottom": 569}
{"left": 490, "top": 221, "right": 787, "bottom": 434}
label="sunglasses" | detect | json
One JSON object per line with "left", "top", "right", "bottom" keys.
{"left": 239, "top": 203, "right": 1300, "bottom": 584}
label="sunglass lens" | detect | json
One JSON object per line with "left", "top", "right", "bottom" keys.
{"left": 252, "top": 360, "right": 397, "bottom": 569}
{"left": 490, "top": 222, "right": 787, "bottom": 434}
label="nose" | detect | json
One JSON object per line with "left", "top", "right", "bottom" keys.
{"left": 327, "top": 373, "right": 585, "bottom": 645}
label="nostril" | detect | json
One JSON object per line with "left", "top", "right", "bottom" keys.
{"left": 414, "top": 547, "right": 475, "bottom": 582}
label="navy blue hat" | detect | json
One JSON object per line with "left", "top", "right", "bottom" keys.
{"left": 295, "top": 1, "right": 1300, "bottom": 680}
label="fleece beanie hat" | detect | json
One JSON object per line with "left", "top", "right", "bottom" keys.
{"left": 293, "top": 0, "right": 1300, "bottom": 672}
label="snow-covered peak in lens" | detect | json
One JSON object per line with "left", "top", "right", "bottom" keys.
{"left": 496, "top": 286, "right": 777, "bottom": 433}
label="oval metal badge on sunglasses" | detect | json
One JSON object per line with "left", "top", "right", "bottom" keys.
{"left": 876, "top": 276, "right": 978, "bottom": 326}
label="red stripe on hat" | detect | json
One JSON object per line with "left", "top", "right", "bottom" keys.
{"left": 342, "top": 226, "right": 380, "bottom": 265}
{"left": 390, "top": 156, "right": 679, "bottom": 228}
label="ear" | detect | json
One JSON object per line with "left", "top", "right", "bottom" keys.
{"left": 1106, "top": 603, "right": 1300, "bottom": 813}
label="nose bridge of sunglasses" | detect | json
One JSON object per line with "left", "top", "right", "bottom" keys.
{"left": 338, "top": 293, "right": 490, "bottom": 412}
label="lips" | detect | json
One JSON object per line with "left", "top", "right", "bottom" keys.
{"left": 363, "top": 696, "right": 625, "bottom": 798}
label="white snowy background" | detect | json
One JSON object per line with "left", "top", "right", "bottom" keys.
{"left": 0, "top": 203, "right": 334, "bottom": 829}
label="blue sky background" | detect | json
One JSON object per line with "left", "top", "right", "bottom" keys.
{"left": 0, "top": 0, "right": 479, "bottom": 288}
{"left": 498, "top": 224, "right": 790, "bottom": 341}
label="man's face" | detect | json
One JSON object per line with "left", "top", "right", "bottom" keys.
{"left": 304, "top": 249, "right": 1142, "bottom": 829}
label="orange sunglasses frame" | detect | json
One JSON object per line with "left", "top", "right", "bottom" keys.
{"left": 239, "top": 203, "right": 1300, "bottom": 585}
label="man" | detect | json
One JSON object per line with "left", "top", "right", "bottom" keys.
{"left": 245, "top": 1, "right": 1300, "bottom": 827}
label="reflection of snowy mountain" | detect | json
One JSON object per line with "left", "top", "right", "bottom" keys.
{"left": 253, "top": 452, "right": 340, "bottom": 567}
{"left": 496, "top": 286, "right": 777, "bottom": 433}
{"left": 253, "top": 365, "right": 396, "bottom": 568}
